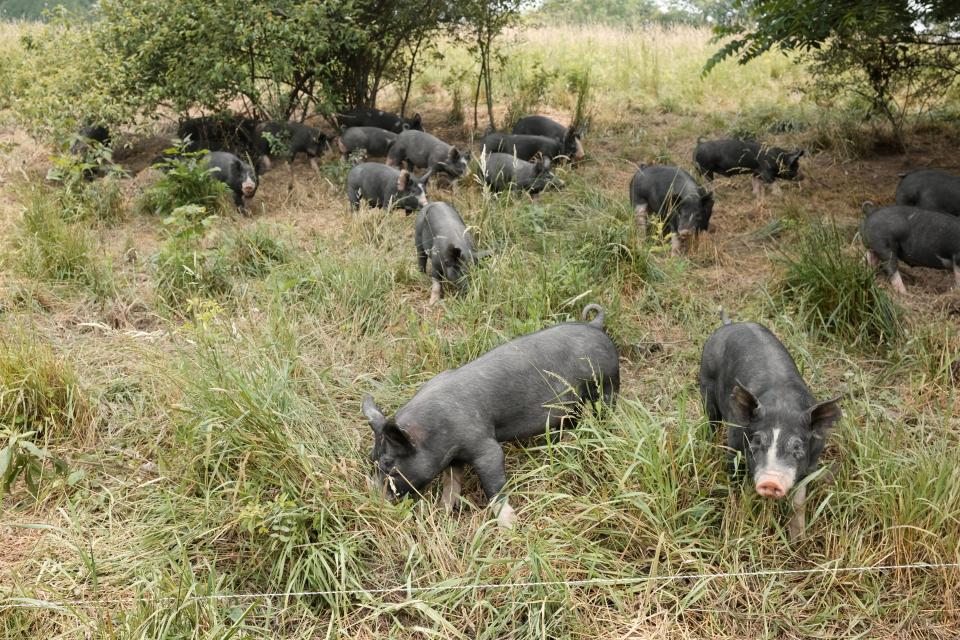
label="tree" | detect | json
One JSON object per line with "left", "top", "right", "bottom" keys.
{"left": 707, "top": 1, "right": 960, "bottom": 147}
{"left": 459, "top": 0, "right": 525, "bottom": 131}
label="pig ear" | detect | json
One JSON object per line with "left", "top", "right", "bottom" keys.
{"left": 449, "top": 147, "right": 460, "bottom": 161}
{"left": 730, "top": 384, "right": 760, "bottom": 423}
{"left": 382, "top": 422, "right": 414, "bottom": 451}
{"left": 808, "top": 396, "right": 842, "bottom": 437}
{"left": 397, "top": 169, "right": 410, "bottom": 190}
{"left": 446, "top": 245, "right": 462, "bottom": 261}
{"left": 361, "top": 395, "right": 386, "bottom": 434}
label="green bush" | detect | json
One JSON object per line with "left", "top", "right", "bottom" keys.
{"left": 138, "top": 146, "right": 231, "bottom": 218}
{"left": 225, "top": 225, "right": 292, "bottom": 278}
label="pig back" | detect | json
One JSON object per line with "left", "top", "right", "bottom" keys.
{"left": 403, "top": 323, "right": 619, "bottom": 442}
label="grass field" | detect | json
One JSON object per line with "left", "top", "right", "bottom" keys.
{"left": 2, "top": 23, "right": 960, "bottom": 639}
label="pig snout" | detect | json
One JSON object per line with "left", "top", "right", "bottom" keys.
{"left": 241, "top": 176, "right": 257, "bottom": 196}
{"left": 574, "top": 139, "right": 585, "bottom": 161}
{"left": 755, "top": 473, "right": 792, "bottom": 499}
{"left": 418, "top": 192, "right": 429, "bottom": 207}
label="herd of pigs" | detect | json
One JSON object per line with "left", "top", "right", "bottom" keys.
{"left": 69, "top": 107, "right": 960, "bottom": 539}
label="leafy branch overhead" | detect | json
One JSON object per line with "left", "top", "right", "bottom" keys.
{"left": 706, "top": 0, "right": 960, "bottom": 148}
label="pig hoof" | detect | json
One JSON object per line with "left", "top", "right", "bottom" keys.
{"left": 429, "top": 282, "right": 442, "bottom": 305}
{"left": 495, "top": 502, "right": 517, "bottom": 529}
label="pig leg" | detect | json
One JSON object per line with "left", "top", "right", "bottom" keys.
{"left": 866, "top": 250, "right": 880, "bottom": 268}
{"left": 670, "top": 234, "right": 683, "bottom": 257}
{"left": 787, "top": 484, "right": 807, "bottom": 541}
{"left": 416, "top": 245, "right": 428, "bottom": 273}
{"left": 429, "top": 280, "right": 442, "bottom": 305}
{"left": 877, "top": 249, "right": 907, "bottom": 294}
{"left": 953, "top": 263, "right": 960, "bottom": 289}
{"left": 634, "top": 203, "right": 648, "bottom": 234}
{"left": 309, "top": 156, "right": 319, "bottom": 171}
{"left": 473, "top": 440, "right": 516, "bottom": 529}
{"left": 441, "top": 464, "right": 465, "bottom": 512}
{"left": 337, "top": 139, "right": 348, "bottom": 162}
{"left": 770, "top": 181, "right": 783, "bottom": 196}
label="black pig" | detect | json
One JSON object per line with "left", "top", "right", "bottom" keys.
{"left": 254, "top": 121, "right": 328, "bottom": 171}
{"left": 415, "top": 202, "right": 483, "bottom": 303}
{"left": 205, "top": 151, "right": 258, "bottom": 209}
{"left": 860, "top": 202, "right": 960, "bottom": 294}
{"left": 512, "top": 115, "right": 584, "bottom": 160}
{"left": 629, "top": 164, "right": 714, "bottom": 255}
{"left": 337, "top": 126, "right": 398, "bottom": 161}
{"left": 387, "top": 130, "right": 470, "bottom": 180}
{"left": 361, "top": 304, "right": 619, "bottom": 528}
{"left": 895, "top": 169, "right": 960, "bottom": 218}
{"left": 694, "top": 138, "right": 803, "bottom": 206}
{"left": 699, "top": 310, "right": 842, "bottom": 540}
{"left": 481, "top": 132, "right": 566, "bottom": 163}
{"left": 337, "top": 108, "right": 422, "bottom": 134}
{"left": 346, "top": 162, "right": 431, "bottom": 213}
{"left": 483, "top": 153, "right": 563, "bottom": 194}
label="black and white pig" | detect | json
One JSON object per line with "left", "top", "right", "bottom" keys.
{"left": 337, "top": 126, "right": 398, "bottom": 161}
{"left": 387, "top": 130, "right": 470, "bottom": 180}
{"left": 699, "top": 311, "right": 842, "bottom": 540}
{"left": 205, "top": 151, "right": 258, "bottom": 209}
{"left": 629, "top": 164, "right": 714, "bottom": 255}
{"left": 860, "top": 202, "right": 960, "bottom": 294}
{"left": 361, "top": 304, "right": 620, "bottom": 528}
{"left": 254, "top": 121, "right": 328, "bottom": 171}
{"left": 512, "top": 115, "right": 584, "bottom": 161}
{"left": 336, "top": 108, "right": 422, "bottom": 134}
{"left": 694, "top": 138, "right": 803, "bottom": 205}
{"left": 481, "top": 132, "right": 567, "bottom": 163}
{"left": 415, "top": 202, "right": 484, "bottom": 304}
{"left": 482, "top": 153, "right": 563, "bottom": 194}
{"left": 895, "top": 169, "right": 960, "bottom": 218}
{"left": 346, "top": 162, "right": 431, "bottom": 213}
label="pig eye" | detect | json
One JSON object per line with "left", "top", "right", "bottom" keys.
{"left": 788, "top": 437, "right": 805, "bottom": 458}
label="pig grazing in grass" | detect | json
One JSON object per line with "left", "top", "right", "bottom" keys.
{"left": 860, "top": 202, "right": 960, "bottom": 294}
{"left": 415, "top": 202, "right": 483, "bottom": 304}
{"left": 694, "top": 138, "right": 803, "bottom": 207}
{"left": 337, "top": 126, "right": 398, "bottom": 161}
{"left": 346, "top": 162, "right": 431, "bottom": 213}
{"left": 482, "top": 153, "right": 563, "bottom": 194}
{"left": 629, "top": 164, "right": 714, "bottom": 256}
{"left": 512, "top": 115, "right": 584, "bottom": 161}
{"left": 362, "top": 304, "right": 620, "bottom": 529}
{"left": 699, "top": 310, "right": 842, "bottom": 541}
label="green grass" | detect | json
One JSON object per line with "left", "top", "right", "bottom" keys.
{"left": 2, "top": 22, "right": 960, "bottom": 640}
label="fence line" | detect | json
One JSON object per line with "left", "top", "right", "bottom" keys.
{"left": 3, "top": 561, "right": 958, "bottom": 611}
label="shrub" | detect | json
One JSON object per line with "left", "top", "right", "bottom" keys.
{"left": 224, "top": 225, "right": 292, "bottom": 278}
{"left": 776, "top": 223, "right": 902, "bottom": 348}
{"left": 138, "top": 145, "right": 230, "bottom": 218}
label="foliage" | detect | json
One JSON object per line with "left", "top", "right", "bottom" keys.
{"left": 0, "top": 0, "right": 94, "bottom": 20}
{"left": 536, "top": 0, "right": 738, "bottom": 26}
{"left": 777, "top": 223, "right": 902, "bottom": 348}
{"left": 708, "top": 1, "right": 960, "bottom": 147}
{"left": 154, "top": 205, "right": 231, "bottom": 311}
{"left": 138, "top": 144, "right": 230, "bottom": 218}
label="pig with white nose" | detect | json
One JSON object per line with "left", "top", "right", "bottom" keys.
{"left": 362, "top": 304, "right": 619, "bottom": 529}
{"left": 699, "top": 311, "right": 842, "bottom": 540}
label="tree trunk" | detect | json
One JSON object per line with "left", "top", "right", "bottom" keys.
{"left": 483, "top": 34, "right": 495, "bottom": 130}
{"left": 401, "top": 35, "right": 425, "bottom": 118}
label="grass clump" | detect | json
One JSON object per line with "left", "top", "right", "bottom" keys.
{"left": 0, "top": 332, "right": 90, "bottom": 497}
{"left": 138, "top": 145, "right": 230, "bottom": 218}
{"left": 154, "top": 204, "right": 231, "bottom": 312}
{"left": 11, "top": 190, "right": 111, "bottom": 295}
{"left": 777, "top": 222, "right": 902, "bottom": 348}
{"left": 224, "top": 224, "right": 292, "bottom": 278}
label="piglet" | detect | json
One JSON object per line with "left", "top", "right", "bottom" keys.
{"left": 362, "top": 304, "right": 620, "bottom": 529}
{"left": 629, "top": 164, "right": 713, "bottom": 256}
{"left": 860, "top": 202, "right": 960, "bottom": 294}
{"left": 512, "top": 115, "right": 584, "bottom": 161}
{"left": 694, "top": 138, "right": 803, "bottom": 207}
{"left": 387, "top": 130, "right": 470, "bottom": 180}
{"left": 483, "top": 153, "right": 563, "bottom": 194}
{"left": 337, "top": 126, "right": 398, "bottom": 161}
{"left": 699, "top": 310, "right": 842, "bottom": 540}
{"left": 346, "top": 162, "right": 431, "bottom": 214}
{"left": 895, "top": 169, "right": 960, "bottom": 218}
{"left": 415, "top": 202, "right": 484, "bottom": 304}
{"left": 205, "top": 151, "right": 258, "bottom": 209}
